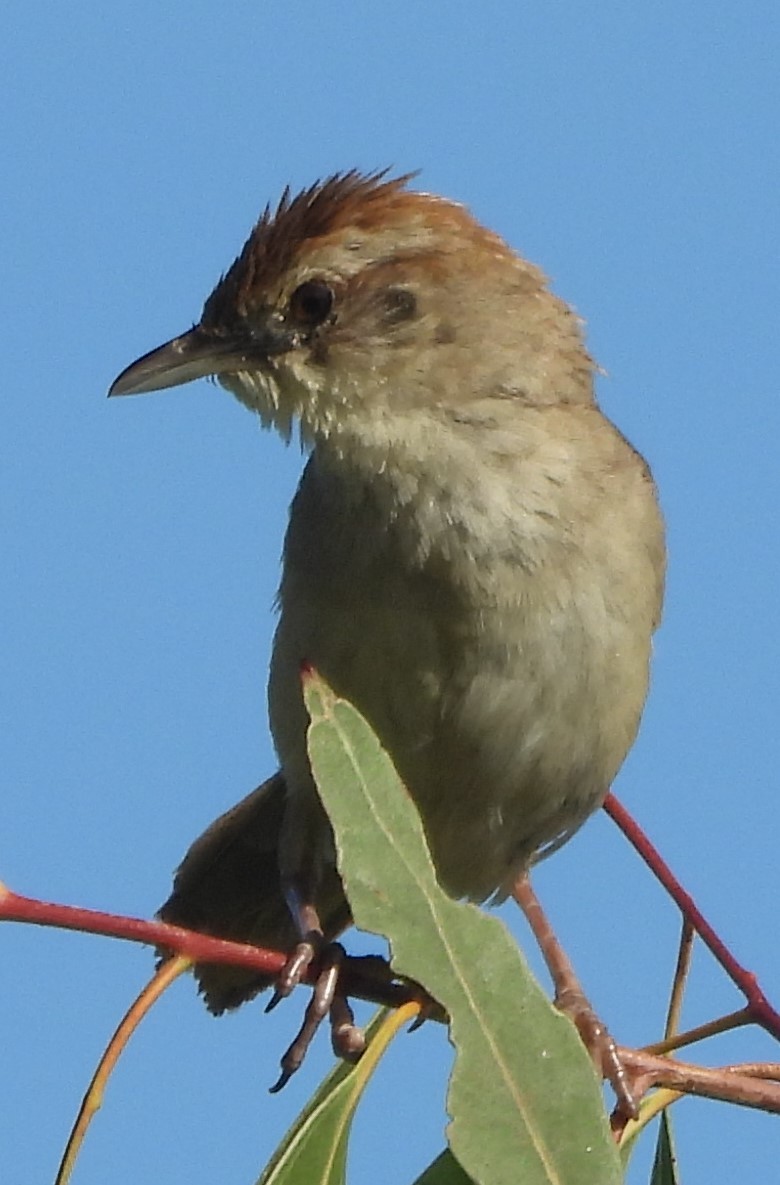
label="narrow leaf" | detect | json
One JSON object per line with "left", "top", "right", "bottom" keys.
{"left": 257, "top": 1006, "right": 416, "bottom": 1185}
{"left": 650, "top": 1111, "right": 680, "bottom": 1185}
{"left": 304, "top": 673, "right": 621, "bottom": 1185}
{"left": 412, "top": 1149, "right": 477, "bottom": 1185}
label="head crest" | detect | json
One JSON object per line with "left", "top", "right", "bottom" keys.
{"left": 202, "top": 171, "right": 418, "bottom": 327}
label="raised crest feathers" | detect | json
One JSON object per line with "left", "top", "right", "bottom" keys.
{"left": 202, "top": 171, "right": 419, "bottom": 327}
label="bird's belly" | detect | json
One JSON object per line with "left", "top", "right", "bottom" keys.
{"left": 269, "top": 580, "right": 649, "bottom": 902}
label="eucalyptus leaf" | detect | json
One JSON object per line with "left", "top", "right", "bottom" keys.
{"left": 304, "top": 672, "right": 621, "bottom": 1185}
{"left": 650, "top": 1111, "right": 680, "bottom": 1185}
{"left": 257, "top": 1009, "right": 402, "bottom": 1185}
{"left": 412, "top": 1149, "right": 476, "bottom": 1185}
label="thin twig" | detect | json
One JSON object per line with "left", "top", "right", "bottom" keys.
{"left": 618, "top": 1047, "right": 780, "bottom": 1113}
{"left": 603, "top": 795, "right": 780, "bottom": 1040}
{"left": 665, "top": 918, "right": 695, "bottom": 1038}
{"left": 646, "top": 1008, "right": 753, "bottom": 1056}
{"left": 0, "top": 882, "right": 431, "bottom": 1014}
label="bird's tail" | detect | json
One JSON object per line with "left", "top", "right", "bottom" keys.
{"left": 157, "top": 773, "right": 350, "bottom": 1013}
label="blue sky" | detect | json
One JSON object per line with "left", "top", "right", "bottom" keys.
{"left": 2, "top": 4, "right": 779, "bottom": 1183}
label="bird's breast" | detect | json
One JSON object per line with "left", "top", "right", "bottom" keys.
{"left": 269, "top": 423, "right": 661, "bottom": 899}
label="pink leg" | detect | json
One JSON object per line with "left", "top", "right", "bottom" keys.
{"left": 511, "top": 872, "right": 639, "bottom": 1119}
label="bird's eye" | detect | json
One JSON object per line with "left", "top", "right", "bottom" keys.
{"left": 289, "top": 280, "right": 335, "bottom": 326}
{"left": 382, "top": 287, "right": 418, "bottom": 323}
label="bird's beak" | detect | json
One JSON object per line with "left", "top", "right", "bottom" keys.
{"left": 108, "top": 328, "right": 250, "bottom": 397}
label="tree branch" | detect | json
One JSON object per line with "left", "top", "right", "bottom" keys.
{"left": 603, "top": 794, "right": 780, "bottom": 1040}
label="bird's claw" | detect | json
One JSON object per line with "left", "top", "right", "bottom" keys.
{"left": 555, "top": 986, "right": 639, "bottom": 1120}
{"left": 269, "top": 941, "right": 365, "bottom": 1092}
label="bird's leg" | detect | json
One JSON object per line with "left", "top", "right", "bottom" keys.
{"left": 269, "top": 877, "right": 324, "bottom": 1001}
{"left": 269, "top": 874, "right": 365, "bottom": 1090}
{"left": 270, "top": 942, "right": 365, "bottom": 1091}
{"left": 510, "top": 871, "right": 639, "bottom": 1119}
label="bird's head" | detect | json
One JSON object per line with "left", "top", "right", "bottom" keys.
{"left": 110, "top": 171, "right": 593, "bottom": 444}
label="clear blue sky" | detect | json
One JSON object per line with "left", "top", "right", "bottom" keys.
{"left": 2, "top": 4, "right": 778, "bottom": 1183}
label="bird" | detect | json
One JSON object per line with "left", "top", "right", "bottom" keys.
{"left": 110, "top": 171, "right": 665, "bottom": 1053}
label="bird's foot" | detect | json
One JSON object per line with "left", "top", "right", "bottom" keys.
{"left": 511, "top": 871, "right": 640, "bottom": 1118}
{"left": 269, "top": 941, "right": 366, "bottom": 1092}
{"left": 554, "top": 985, "right": 638, "bottom": 1120}
{"left": 265, "top": 930, "right": 322, "bottom": 1009}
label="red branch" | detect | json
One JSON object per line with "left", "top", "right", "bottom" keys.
{"left": 0, "top": 883, "right": 286, "bottom": 977}
{"left": 0, "top": 883, "right": 427, "bottom": 1013}
{"left": 603, "top": 794, "right": 780, "bottom": 1041}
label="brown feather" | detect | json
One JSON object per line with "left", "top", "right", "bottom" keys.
{"left": 158, "top": 774, "right": 350, "bottom": 1013}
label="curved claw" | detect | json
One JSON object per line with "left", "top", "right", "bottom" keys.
{"left": 270, "top": 943, "right": 358, "bottom": 1091}
{"left": 556, "top": 986, "right": 639, "bottom": 1120}
{"left": 330, "top": 991, "right": 366, "bottom": 1062}
{"left": 276, "top": 937, "right": 320, "bottom": 998}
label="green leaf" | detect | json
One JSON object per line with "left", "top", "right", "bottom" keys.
{"left": 412, "top": 1149, "right": 477, "bottom": 1185}
{"left": 650, "top": 1111, "right": 680, "bottom": 1185}
{"left": 304, "top": 672, "right": 622, "bottom": 1185}
{"left": 256, "top": 1008, "right": 406, "bottom": 1185}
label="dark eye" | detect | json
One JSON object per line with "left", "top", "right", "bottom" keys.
{"left": 383, "top": 287, "right": 418, "bottom": 324}
{"left": 289, "top": 280, "right": 334, "bottom": 326}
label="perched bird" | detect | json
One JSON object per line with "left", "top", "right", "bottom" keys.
{"left": 110, "top": 171, "right": 665, "bottom": 1025}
